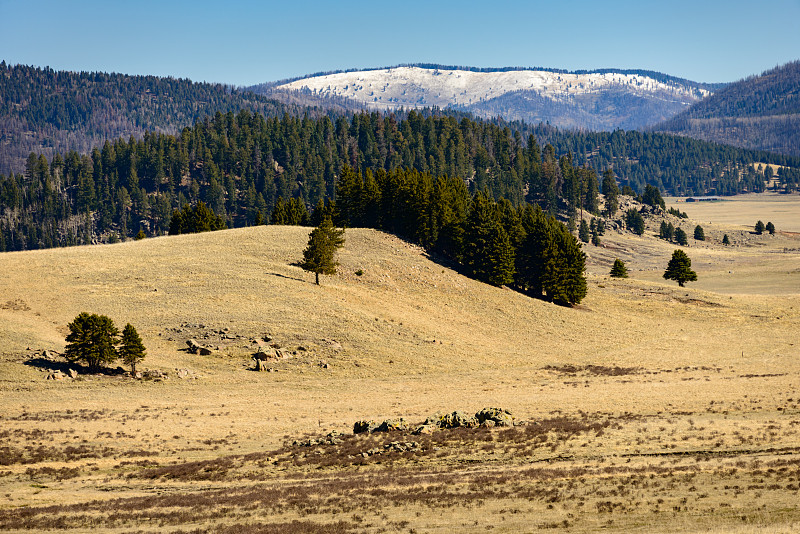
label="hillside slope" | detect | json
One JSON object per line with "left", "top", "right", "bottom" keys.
{"left": 1, "top": 222, "right": 799, "bottom": 532}
{"left": 656, "top": 61, "right": 800, "bottom": 156}
{"left": 272, "top": 65, "right": 714, "bottom": 130}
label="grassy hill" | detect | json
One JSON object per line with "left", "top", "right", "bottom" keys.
{"left": 1, "top": 208, "right": 799, "bottom": 532}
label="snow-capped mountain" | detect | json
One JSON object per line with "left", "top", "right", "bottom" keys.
{"left": 273, "top": 66, "right": 715, "bottom": 131}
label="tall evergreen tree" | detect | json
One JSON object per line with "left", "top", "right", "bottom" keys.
{"left": 694, "top": 225, "right": 705, "bottom": 241}
{"left": 118, "top": 323, "right": 146, "bottom": 375}
{"left": 64, "top": 312, "right": 120, "bottom": 370}
{"left": 674, "top": 227, "right": 688, "bottom": 245}
{"left": 299, "top": 216, "right": 345, "bottom": 285}
{"left": 663, "top": 249, "right": 697, "bottom": 287}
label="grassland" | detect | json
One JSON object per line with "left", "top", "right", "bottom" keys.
{"left": 0, "top": 194, "right": 799, "bottom": 533}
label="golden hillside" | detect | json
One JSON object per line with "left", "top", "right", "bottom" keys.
{"left": 1, "top": 205, "right": 799, "bottom": 532}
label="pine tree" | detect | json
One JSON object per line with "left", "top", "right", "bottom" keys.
{"left": 722, "top": 234, "right": 730, "bottom": 245}
{"left": 299, "top": 216, "right": 345, "bottom": 285}
{"left": 660, "top": 221, "right": 674, "bottom": 241}
{"left": 626, "top": 209, "right": 645, "bottom": 235}
{"left": 642, "top": 184, "right": 665, "bottom": 210}
{"left": 766, "top": 221, "right": 775, "bottom": 235}
{"left": 663, "top": 250, "right": 697, "bottom": 287}
{"left": 694, "top": 225, "right": 705, "bottom": 241}
{"left": 602, "top": 169, "right": 619, "bottom": 217}
{"left": 610, "top": 258, "right": 628, "bottom": 278}
{"left": 755, "top": 220, "right": 765, "bottom": 234}
{"left": 118, "top": 323, "right": 146, "bottom": 375}
{"left": 674, "top": 227, "right": 688, "bottom": 246}
{"left": 578, "top": 219, "right": 590, "bottom": 243}
{"left": 64, "top": 312, "right": 120, "bottom": 370}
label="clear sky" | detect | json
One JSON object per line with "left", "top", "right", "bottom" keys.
{"left": 1, "top": 0, "right": 798, "bottom": 86}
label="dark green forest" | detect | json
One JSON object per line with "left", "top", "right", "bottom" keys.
{"left": 1, "top": 108, "right": 797, "bottom": 252}
{"left": 0, "top": 62, "right": 324, "bottom": 175}
{"left": 657, "top": 61, "right": 800, "bottom": 157}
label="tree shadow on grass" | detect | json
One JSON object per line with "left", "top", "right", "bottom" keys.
{"left": 267, "top": 271, "right": 308, "bottom": 283}
{"left": 23, "top": 357, "right": 127, "bottom": 376}
{"left": 421, "top": 249, "right": 581, "bottom": 309}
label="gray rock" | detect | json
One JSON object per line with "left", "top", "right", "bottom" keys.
{"left": 67, "top": 368, "right": 78, "bottom": 379}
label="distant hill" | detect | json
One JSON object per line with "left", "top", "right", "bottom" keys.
{"left": 0, "top": 62, "right": 306, "bottom": 175}
{"left": 260, "top": 64, "right": 720, "bottom": 131}
{"left": 656, "top": 61, "right": 800, "bottom": 156}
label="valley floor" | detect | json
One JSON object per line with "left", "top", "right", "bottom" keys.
{"left": 0, "top": 195, "right": 799, "bottom": 532}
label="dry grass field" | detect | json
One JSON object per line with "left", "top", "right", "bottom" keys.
{"left": 1, "top": 193, "right": 799, "bottom": 533}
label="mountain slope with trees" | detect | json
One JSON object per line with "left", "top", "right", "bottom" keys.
{"left": 1, "top": 109, "right": 797, "bottom": 252}
{"left": 0, "top": 62, "right": 311, "bottom": 175}
{"left": 656, "top": 61, "right": 800, "bottom": 156}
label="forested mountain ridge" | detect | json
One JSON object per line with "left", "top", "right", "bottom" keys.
{"left": 0, "top": 62, "right": 315, "bottom": 175}
{"left": 1, "top": 109, "right": 797, "bottom": 252}
{"left": 266, "top": 65, "right": 716, "bottom": 131}
{"left": 656, "top": 61, "right": 800, "bottom": 156}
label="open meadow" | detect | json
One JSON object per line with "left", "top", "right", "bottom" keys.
{"left": 0, "top": 194, "right": 799, "bottom": 533}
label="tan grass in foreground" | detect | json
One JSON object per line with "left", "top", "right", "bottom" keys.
{"left": 0, "top": 194, "right": 799, "bottom": 532}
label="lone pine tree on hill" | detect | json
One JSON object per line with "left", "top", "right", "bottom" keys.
{"left": 118, "top": 323, "right": 146, "bottom": 375}
{"left": 663, "top": 249, "right": 697, "bottom": 287}
{"left": 299, "top": 216, "right": 345, "bottom": 285}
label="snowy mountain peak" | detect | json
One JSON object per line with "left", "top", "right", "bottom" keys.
{"left": 275, "top": 66, "right": 713, "bottom": 130}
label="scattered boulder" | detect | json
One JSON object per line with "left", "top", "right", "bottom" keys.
{"left": 293, "top": 431, "right": 344, "bottom": 447}
{"left": 376, "top": 418, "right": 409, "bottom": 432}
{"left": 254, "top": 348, "right": 276, "bottom": 361}
{"left": 186, "top": 339, "right": 202, "bottom": 354}
{"left": 175, "top": 368, "right": 197, "bottom": 379}
{"left": 140, "top": 369, "right": 169, "bottom": 381}
{"left": 353, "top": 420, "right": 379, "bottom": 434}
{"left": 67, "top": 368, "right": 78, "bottom": 379}
{"left": 46, "top": 370, "right": 66, "bottom": 380}
{"left": 439, "top": 411, "right": 478, "bottom": 429}
{"left": 475, "top": 407, "right": 514, "bottom": 427}
{"left": 412, "top": 424, "right": 437, "bottom": 435}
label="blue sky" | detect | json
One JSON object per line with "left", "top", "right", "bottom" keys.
{"left": 1, "top": 0, "right": 798, "bottom": 86}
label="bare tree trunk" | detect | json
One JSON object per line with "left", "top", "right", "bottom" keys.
{"left": 315, "top": 272, "right": 319, "bottom": 285}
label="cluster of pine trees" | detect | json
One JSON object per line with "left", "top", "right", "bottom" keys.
{"left": 333, "top": 166, "right": 586, "bottom": 304}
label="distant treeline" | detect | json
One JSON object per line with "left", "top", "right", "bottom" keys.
{"left": 0, "top": 109, "right": 796, "bottom": 251}
{"left": 0, "top": 62, "right": 323, "bottom": 175}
